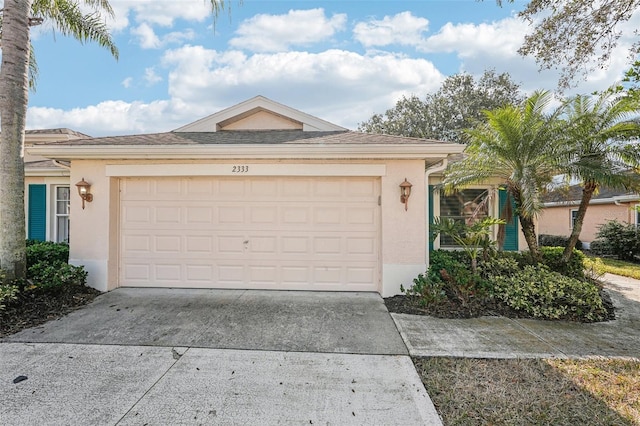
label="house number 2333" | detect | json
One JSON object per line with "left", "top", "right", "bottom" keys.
{"left": 232, "top": 165, "right": 249, "bottom": 173}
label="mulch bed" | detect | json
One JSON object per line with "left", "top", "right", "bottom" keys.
{"left": 0, "top": 284, "right": 101, "bottom": 338}
{"left": 385, "top": 288, "right": 616, "bottom": 322}
{"left": 0, "top": 280, "right": 618, "bottom": 339}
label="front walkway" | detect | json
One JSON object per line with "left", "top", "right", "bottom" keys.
{"left": 394, "top": 273, "right": 640, "bottom": 359}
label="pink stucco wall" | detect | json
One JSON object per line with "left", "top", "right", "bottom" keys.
{"left": 538, "top": 202, "right": 637, "bottom": 242}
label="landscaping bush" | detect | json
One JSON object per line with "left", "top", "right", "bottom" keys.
{"left": 0, "top": 269, "right": 20, "bottom": 311}
{"left": 478, "top": 256, "right": 521, "bottom": 279}
{"left": 27, "top": 261, "right": 87, "bottom": 289}
{"left": 401, "top": 273, "right": 446, "bottom": 305}
{"left": 583, "top": 257, "right": 606, "bottom": 280}
{"left": 403, "top": 250, "right": 489, "bottom": 306}
{"left": 590, "top": 220, "right": 640, "bottom": 261}
{"left": 539, "top": 234, "right": 583, "bottom": 250}
{"left": 26, "top": 240, "right": 69, "bottom": 269}
{"left": 588, "top": 239, "right": 614, "bottom": 256}
{"left": 540, "top": 247, "right": 586, "bottom": 280}
{"left": 492, "top": 265, "right": 607, "bottom": 322}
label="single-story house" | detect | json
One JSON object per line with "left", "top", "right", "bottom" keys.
{"left": 26, "top": 96, "right": 525, "bottom": 296}
{"left": 539, "top": 184, "right": 640, "bottom": 246}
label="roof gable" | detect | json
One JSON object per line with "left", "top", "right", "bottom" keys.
{"left": 173, "top": 95, "right": 346, "bottom": 132}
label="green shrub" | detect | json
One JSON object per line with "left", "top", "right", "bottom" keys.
{"left": 540, "top": 247, "right": 586, "bottom": 279}
{"left": 403, "top": 250, "right": 489, "bottom": 306}
{"left": 0, "top": 269, "right": 20, "bottom": 311}
{"left": 28, "top": 261, "right": 87, "bottom": 288}
{"left": 539, "top": 234, "right": 583, "bottom": 250}
{"left": 496, "top": 247, "right": 587, "bottom": 279}
{"left": 0, "top": 285, "right": 19, "bottom": 311}
{"left": 590, "top": 220, "right": 640, "bottom": 261}
{"left": 26, "top": 241, "right": 69, "bottom": 269}
{"left": 492, "top": 265, "right": 607, "bottom": 321}
{"left": 589, "top": 239, "right": 613, "bottom": 256}
{"left": 583, "top": 257, "right": 606, "bottom": 280}
{"left": 401, "top": 273, "right": 446, "bottom": 305}
{"left": 478, "top": 256, "right": 521, "bottom": 279}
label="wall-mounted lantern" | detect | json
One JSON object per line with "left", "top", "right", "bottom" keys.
{"left": 400, "top": 178, "right": 412, "bottom": 211}
{"left": 75, "top": 178, "right": 93, "bottom": 209}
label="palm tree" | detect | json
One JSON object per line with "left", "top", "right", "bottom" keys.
{"left": 0, "top": 1, "right": 233, "bottom": 282}
{"left": 0, "top": 0, "right": 117, "bottom": 282}
{"left": 558, "top": 90, "right": 640, "bottom": 263}
{"left": 444, "top": 91, "right": 562, "bottom": 262}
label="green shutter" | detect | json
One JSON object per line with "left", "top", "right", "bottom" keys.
{"left": 499, "top": 189, "right": 518, "bottom": 251}
{"left": 428, "top": 185, "right": 434, "bottom": 251}
{"left": 28, "top": 184, "right": 47, "bottom": 241}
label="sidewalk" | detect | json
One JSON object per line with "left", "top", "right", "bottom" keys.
{"left": 393, "top": 273, "right": 640, "bottom": 359}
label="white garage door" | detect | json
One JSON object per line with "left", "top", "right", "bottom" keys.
{"left": 119, "top": 176, "right": 380, "bottom": 291}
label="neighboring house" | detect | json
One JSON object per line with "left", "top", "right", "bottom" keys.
{"left": 24, "top": 128, "right": 91, "bottom": 243}
{"left": 539, "top": 185, "right": 640, "bottom": 246}
{"left": 26, "top": 96, "right": 524, "bottom": 296}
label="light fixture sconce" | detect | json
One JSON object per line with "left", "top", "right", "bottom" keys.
{"left": 399, "top": 178, "right": 412, "bottom": 211}
{"left": 75, "top": 178, "right": 93, "bottom": 209}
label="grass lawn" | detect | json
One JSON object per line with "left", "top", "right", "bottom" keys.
{"left": 415, "top": 357, "right": 640, "bottom": 426}
{"left": 595, "top": 257, "right": 640, "bottom": 280}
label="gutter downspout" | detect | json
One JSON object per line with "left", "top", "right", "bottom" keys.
{"left": 425, "top": 158, "right": 448, "bottom": 268}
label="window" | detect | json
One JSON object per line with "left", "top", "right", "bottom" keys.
{"left": 571, "top": 209, "right": 579, "bottom": 229}
{"left": 439, "top": 189, "right": 489, "bottom": 247}
{"left": 55, "top": 186, "right": 70, "bottom": 243}
{"left": 635, "top": 204, "right": 640, "bottom": 227}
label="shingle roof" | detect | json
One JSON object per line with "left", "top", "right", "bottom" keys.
{"left": 34, "top": 130, "right": 453, "bottom": 146}
{"left": 25, "top": 160, "right": 65, "bottom": 169}
{"left": 543, "top": 184, "right": 638, "bottom": 203}
{"left": 26, "top": 128, "right": 91, "bottom": 138}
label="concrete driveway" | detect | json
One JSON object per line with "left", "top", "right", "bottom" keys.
{"left": 1, "top": 289, "right": 443, "bottom": 425}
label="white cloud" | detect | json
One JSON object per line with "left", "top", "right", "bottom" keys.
{"left": 27, "top": 46, "right": 444, "bottom": 136}
{"left": 131, "top": 23, "right": 162, "bottom": 49}
{"left": 229, "top": 8, "right": 347, "bottom": 52}
{"left": 144, "top": 67, "right": 163, "bottom": 86}
{"left": 108, "top": 0, "right": 213, "bottom": 31}
{"left": 419, "top": 15, "right": 637, "bottom": 96}
{"left": 131, "top": 23, "right": 196, "bottom": 49}
{"left": 421, "top": 17, "right": 527, "bottom": 58}
{"left": 353, "top": 11, "right": 429, "bottom": 48}
{"left": 27, "top": 100, "right": 182, "bottom": 135}
{"left": 121, "top": 77, "right": 134, "bottom": 88}
{"left": 161, "top": 46, "right": 443, "bottom": 125}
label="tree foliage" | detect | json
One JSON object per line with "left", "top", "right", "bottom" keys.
{"left": 358, "top": 70, "right": 523, "bottom": 143}
{"left": 556, "top": 89, "right": 640, "bottom": 261}
{"left": 499, "top": 0, "right": 640, "bottom": 89}
{"left": 444, "top": 91, "right": 563, "bottom": 261}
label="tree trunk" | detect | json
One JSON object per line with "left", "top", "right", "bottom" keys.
{"left": 0, "top": 0, "right": 33, "bottom": 281}
{"left": 562, "top": 180, "right": 596, "bottom": 262}
{"left": 510, "top": 186, "right": 541, "bottom": 262}
{"left": 519, "top": 215, "right": 541, "bottom": 262}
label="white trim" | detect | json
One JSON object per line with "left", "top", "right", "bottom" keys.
{"left": 173, "top": 96, "right": 346, "bottom": 132}
{"left": 425, "top": 159, "right": 448, "bottom": 267}
{"left": 28, "top": 144, "right": 464, "bottom": 160}
{"left": 25, "top": 168, "right": 70, "bottom": 177}
{"left": 53, "top": 185, "right": 70, "bottom": 243}
{"left": 544, "top": 194, "right": 640, "bottom": 207}
{"left": 570, "top": 208, "right": 579, "bottom": 229}
{"left": 106, "top": 163, "right": 387, "bottom": 177}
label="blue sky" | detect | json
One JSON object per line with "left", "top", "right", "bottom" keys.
{"left": 25, "top": 0, "right": 640, "bottom": 136}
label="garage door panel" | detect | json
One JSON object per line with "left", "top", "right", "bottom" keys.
{"left": 120, "top": 176, "right": 380, "bottom": 291}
